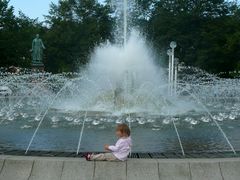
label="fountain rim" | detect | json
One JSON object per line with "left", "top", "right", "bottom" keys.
{"left": 0, "top": 149, "right": 239, "bottom": 159}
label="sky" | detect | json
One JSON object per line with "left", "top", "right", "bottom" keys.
{"left": 9, "top": 0, "right": 59, "bottom": 21}
{"left": 9, "top": 0, "right": 236, "bottom": 21}
{"left": 9, "top": 0, "right": 104, "bottom": 21}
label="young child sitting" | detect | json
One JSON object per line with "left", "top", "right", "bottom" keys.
{"left": 85, "top": 123, "right": 132, "bottom": 161}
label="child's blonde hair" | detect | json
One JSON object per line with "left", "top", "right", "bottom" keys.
{"left": 116, "top": 124, "right": 131, "bottom": 136}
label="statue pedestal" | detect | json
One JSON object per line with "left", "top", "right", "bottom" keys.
{"left": 32, "top": 62, "right": 45, "bottom": 72}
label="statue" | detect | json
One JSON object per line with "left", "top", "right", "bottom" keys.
{"left": 31, "top": 34, "right": 45, "bottom": 66}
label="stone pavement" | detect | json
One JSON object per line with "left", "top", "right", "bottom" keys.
{"left": 0, "top": 155, "right": 239, "bottom": 180}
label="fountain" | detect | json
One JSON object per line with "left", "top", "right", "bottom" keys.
{"left": 0, "top": 0, "right": 240, "bottom": 156}
{"left": 0, "top": 86, "right": 12, "bottom": 96}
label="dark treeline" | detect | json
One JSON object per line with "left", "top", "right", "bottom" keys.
{"left": 0, "top": 0, "right": 240, "bottom": 73}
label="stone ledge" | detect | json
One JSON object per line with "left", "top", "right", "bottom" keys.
{"left": 0, "top": 156, "right": 239, "bottom": 180}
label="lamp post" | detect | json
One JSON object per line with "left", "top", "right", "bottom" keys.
{"left": 174, "top": 58, "right": 179, "bottom": 95}
{"left": 169, "top": 41, "right": 177, "bottom": 96}
{"left": 167, "top": 49, "right": 172, "bottom": 95}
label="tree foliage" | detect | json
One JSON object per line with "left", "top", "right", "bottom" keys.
{"left": 146, "top": 0, "right": 240, "bottom": 73}
{"left": 44, "top": 0, "right": 114, "bottom": 72}
{"left": 0, "top": 0, "right": 44, "bottom": 67}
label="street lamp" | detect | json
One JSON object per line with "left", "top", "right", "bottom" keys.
{"left": 170, "top": 42, "right": 177, "bottom": 85}
{"left": 174, "top": 58, "right": 179, "bottom": 95}
{"left": 170, "top": 41, "right": 177, "bottom": 49}
{"left": 169, "top": 41, "right": 177, "bottom": 96}
{"left": 167, "top": 49, "right": 172, "bottom": 94}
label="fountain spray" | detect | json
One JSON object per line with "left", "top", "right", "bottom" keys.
{"left": 123, "top": 0, "right": 128, "bottom": 47}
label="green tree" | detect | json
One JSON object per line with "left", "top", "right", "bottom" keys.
{"left": 147, "top": 0, "right": 240, "bottom": 73}
{"left": 44, "top": 0, "right": 114, "bottom": 72}
{"left": 0, "top": 0, "right": 17, "bottom": 66}
{"left": 0, "top": 0, "right": 44, "bottom": 67}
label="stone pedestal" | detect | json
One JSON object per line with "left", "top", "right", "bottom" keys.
{"left": 31, "top": 62, "right": 45, "bottom": 72}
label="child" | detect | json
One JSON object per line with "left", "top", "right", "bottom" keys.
{"left": 85, "top": 123, "right": 132, "bottom": 161}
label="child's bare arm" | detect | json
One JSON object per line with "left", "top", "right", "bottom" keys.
{"left": 104, "top": 144, "right": 110, "bottom": 151}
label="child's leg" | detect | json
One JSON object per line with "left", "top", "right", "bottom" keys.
{"left": 104, "top": 153, "right": 118, "bottom": 161}
{"left": 90, "top": 153, "right": 118, "bottom": 161}
{"left": 90, "top": 153, "right": 105, "bottom": 161}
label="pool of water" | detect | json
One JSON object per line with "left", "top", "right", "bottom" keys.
{"left": 0, "top": 71, "right": 240, "bottom": 155}
{"left": 0, "top": 108, "right": 239, "bottom": 154}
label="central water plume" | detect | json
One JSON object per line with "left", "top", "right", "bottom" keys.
{"left": 123, "top": 0, "right": 128, "bottom": 47}
{"left": 52, "top": 0, "right": 200, "bottom": 115}
{"left": 54, "top": 30, "right": 199, "bottom": 115}
{"left": 86, "top": 30, "right": 165, "bottom": 111}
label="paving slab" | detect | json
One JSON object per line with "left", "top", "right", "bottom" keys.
{"left": 0, "top": 160, "right": 4, "bottom": 174}
{"left": 61, "top": 160, "right": 94, "bottom": 180}
{"left": 0, "top": 156, "right": 240, "bottom": 180}
{"left": 28, "top": 160, "right": 63, "bottom": 180}
{"left": 0, "top": 159, "right": 33, "bottom": 180}
{"left": 127, "top": 160, "right": 159, "bottom": 180}
{"left": 158, "top": 162, "right": 190, "bottom": 180}
{"left": 190, "top": 162, "right": 223, "bottom": 180}
{"left": 94, "top": 161, "right": 126, "bottom": 180}
{"left": 220, "top": 161, "right": 240, "bottom": 180}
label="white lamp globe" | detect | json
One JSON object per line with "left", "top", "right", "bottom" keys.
{"left": 170, "top": 41, "right": 177, "bottom": 49}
